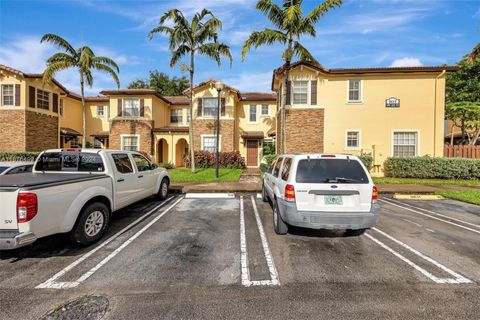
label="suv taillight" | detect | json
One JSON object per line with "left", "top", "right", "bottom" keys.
{"left": 372, "top": 185, "right": 378, "bottom": 203}
{"left": 285, "top": 184, "right": 296, "bottom": 202}
{"left": 17, "top": 193, "right": 38, "bottom": 223}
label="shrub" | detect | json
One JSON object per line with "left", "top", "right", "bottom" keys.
{"left": 184, "top": 151, "right": 246, "bottom": 169}
{"left": 263, "top": 154, "right": 277, "bottom": 167}
{"left": 0, "top": 152, "right": 40, "bottom": 162}
{"left": 358, "top": 152, "right": 373, "bottom": 172}
{"left": 384, "top": 156, "right": 480, "bottom": 180}
{"left": 158, "top": 162, "right": 175, "bottom": 169}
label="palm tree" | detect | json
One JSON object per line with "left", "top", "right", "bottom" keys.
{"left": 467, "top": 43, "right": 479, "bottom": 63}
{"left": 41, "top": 34, "right": 120, "bottom": 147}
{"left": 148, "top": 9, "right": 232, "bottom": 173}
{"left": 242, "top": 0, "right": 342, "bottom": 154}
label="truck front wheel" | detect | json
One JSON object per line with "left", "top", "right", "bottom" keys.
{"left": 158, "top": 177, "right": 170, "bottom": 200}
{"left": 69, "top": 202, "right": 110, "bottom": 246}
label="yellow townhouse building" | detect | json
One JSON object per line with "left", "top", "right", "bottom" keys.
{"left": 0, "top": 61, "right": 457, "bottom": 175}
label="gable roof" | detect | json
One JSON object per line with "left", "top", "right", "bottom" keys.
{"left": 183, "top": 79, "right": 241, "bottom": 99}
{"left": 99, "top": 89, "right": 171, "bottom": 104}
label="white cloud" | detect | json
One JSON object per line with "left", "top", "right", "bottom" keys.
{"left": 390, "top": 57, "right": 423, "bottom": 67}
{"left": 223, "top": 71, "right": 272, "bottom": 92}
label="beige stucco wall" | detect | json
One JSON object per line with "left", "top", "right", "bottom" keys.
{"left": 153, "top": 132, "right": 189, "bottom": 166}
{"left": 275, "top": 66, "right": 447, "bottom": 176}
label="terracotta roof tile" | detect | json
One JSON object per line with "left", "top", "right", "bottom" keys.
{"left": 240, "top": 92, "right": 276, "bottom": 101}
{"left": 163, "top": 96, "right": 190, "bottom": 105}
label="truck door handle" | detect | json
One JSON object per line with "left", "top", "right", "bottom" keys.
{"left": 117, "top": 178, "right": 125, "bottom": 182}
{"left": 138, "top": 175, "right": 143, "bottom": 178}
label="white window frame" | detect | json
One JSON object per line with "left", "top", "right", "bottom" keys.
{"left": 122, "top": 98, "right": 140, "bottom": 117}
{"left": 96, "top": 105, "right": 105, "bottom": 117}
{"left": 291, "top": 80, "right": 309, "bottom": 105}
{"left": 92, "top": 137, "right": 102, "bottom": 149}
{"left": 261, "top": 104, "right": 269, "bottom": 116}
{"left": 392, "top": 130, "right": 420, "bottom": 157}
{"left": 37, "top": 88, "right": 50, "bottom": 110}
{"left": 170, "top": 108, "right": 183, "bottom": 124}
{"left": 248, "top": 104, "right": 258, "bottom": 123}
{"left": 347, "top": 79, "right": 363, "bottom": 104}
{"left": 202, "top": 97, "right": 218, "bottom": 118}
{"left": 201, "top": 134, "right": 221, "bottom": 152}
{"left": 1, "top": 84, "right": 15, "bottom": 106}
{"left": 344, "top": 129, "right": 361, "bottom": 150}
{"left": 120, "top": 134, "right": 140, "bottom": 151}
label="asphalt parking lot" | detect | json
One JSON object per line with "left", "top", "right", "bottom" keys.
{"left": 1, "top": 194, "right": 480, "bottom": 319}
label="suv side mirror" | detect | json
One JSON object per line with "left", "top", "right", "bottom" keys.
{"left": 151, "top": 163, "right": 158, "bottom": 170}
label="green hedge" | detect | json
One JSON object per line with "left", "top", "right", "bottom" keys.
{"left": 384, "top": 156, "right": 480, "bottom": 180}
{"left": 0, "top": 152, "right": 40, "bottom": 162}
{"left": 358, "top": 153, "right": 373, "bottom": 172}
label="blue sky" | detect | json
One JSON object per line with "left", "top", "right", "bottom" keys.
{"left": 0, "top": 0, "right": 479, "bottom": 95}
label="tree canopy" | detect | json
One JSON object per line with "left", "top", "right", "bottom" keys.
{"left": 128, "top": 70, "right": 188, "bottom": 96}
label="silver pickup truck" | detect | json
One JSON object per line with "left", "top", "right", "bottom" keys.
{"left": 0, "top": 149, "right": 170, "bottom": 250}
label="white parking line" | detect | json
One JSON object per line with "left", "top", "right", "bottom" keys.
{"left": 380, "top": 198, "right": 480, "bottom": 235}
{"left": 239, "top": 196, "right": 280, "bottom": 287}
{"left": 185, "top": 193, "right": 235, "bottom": 199}
{"left": 36, "top": 196, "right": 183, "bottom": 289}
{"left": 367, "top": 227, "right": 472, "bottom": 284}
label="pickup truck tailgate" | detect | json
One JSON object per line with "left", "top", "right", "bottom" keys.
{"left": 0, "top": 189, "right": 18, "bottom": 230}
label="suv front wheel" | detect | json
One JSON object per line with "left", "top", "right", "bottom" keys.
{"left": 273, "top": 201, "right": 288, "bottom": 235}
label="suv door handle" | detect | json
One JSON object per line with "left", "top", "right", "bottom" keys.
{"left": 117, "top": 178, "right": 125, "bottom": 182}
{"left": 138, "top": 175, "right": 143, "bottom": 178}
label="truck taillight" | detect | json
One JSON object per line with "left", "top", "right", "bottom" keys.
{"left": 17, "top": 193, "right": 38, "bottom": 223}
{"left": 285, "top": 184, "right": 296, "bottom": 202}
{"left": 372, "top": 185, "right": 378, "bottom": 203}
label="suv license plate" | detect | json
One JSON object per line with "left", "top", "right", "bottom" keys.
{"left": 325, "top": 195, "right": 343, "bottom": 205}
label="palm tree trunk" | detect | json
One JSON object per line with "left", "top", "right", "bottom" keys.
{"left": 80, "top": 72, "right": 86, "bottom": 148}
{"left": 282, "top": 61, "right": 290, "bottom": 154}
{"left": 189, "top": 52, "right": 196, "bottom": 173}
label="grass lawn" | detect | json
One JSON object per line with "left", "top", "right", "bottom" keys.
{"left": 373, "top": 177, "right": 480, "bottom": 186}
{"left": 435, "top": 190, "right": 480, "bottom": 206}
{"left": 168, "top": 168, "right": 244, "bottom": 183}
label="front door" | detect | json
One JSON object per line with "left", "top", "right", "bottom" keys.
{"left": 246, "top": 140, "right": 259, "bottom": 167}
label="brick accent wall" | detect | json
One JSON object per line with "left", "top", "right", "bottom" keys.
{"left": 25, "top": 111, "right": 59, "bottom": 151}
{"left": 283, "top": 108, "right": 324, "bottom": 153}
{"left": 0, "top": 110, "right": 26, "bottom": 151}
{"left": 110, "top": 119, "right": 154, "bottom": 155}
{"left": 192, "top": 119, "right": 235, "bottom": 152}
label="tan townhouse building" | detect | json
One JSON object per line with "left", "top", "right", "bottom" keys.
{"left": 0, "top": 61, "right": 456, "bottom": 175}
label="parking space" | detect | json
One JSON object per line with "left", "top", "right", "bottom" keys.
{"left": 1, "top": 194, "right": 480, "bottom": 319}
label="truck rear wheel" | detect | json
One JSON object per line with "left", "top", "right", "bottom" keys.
{"left": 69, "top": 202, "right": 110, "bottom": 246}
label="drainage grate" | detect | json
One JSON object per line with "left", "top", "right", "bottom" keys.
{"left": 41, "top": 296, "right": 109, "bottom": 320}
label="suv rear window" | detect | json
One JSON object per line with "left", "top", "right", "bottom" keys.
{"left": 296, "top": 159, "right": 369, "bottom": 184}
{"left": 35, "top": 152, "right": 105, "bottom": 172}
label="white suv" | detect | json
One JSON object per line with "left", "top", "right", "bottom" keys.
{"left": 262, "top": 154, "right": 379, "bottom": 235}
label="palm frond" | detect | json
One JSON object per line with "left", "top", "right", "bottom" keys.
{"left": 197, "top": 43, "right": 233, "bottom": 67}
{"left": 241, "top": 29, "right": 288, "bottom": 60}
{"left": 83, "top": 70, "right": 94, "bottom": 88}
{"left": 40, "top": 33, "right": 76, "bottom": 56}
{"left": 148, "top": 25, "right": 174, "bottom": 40}
{"left": 93, "top": 56, "right": 120, "bottom": 73}
{"left": 46, "top": 52, "right": 76, "bottom": 64}
{"left": 282, "top": 2, "right": 302, "bottom": 30}
{"left": 42, "top": 60, "right": 75, "bottom": 86}
{"left": 93, "top": 63, "right": 120, "bottom": 88}
{"left": 304, "top": 0, "right": 342, "bottom": 25}
{"left": 256, "top": 0, "right": 284, "bottom": 29}
{"left": 170, "top": 44, "right": 191, "bottom": 67}
{"left": 292, "top": 41, "right": 316, "bottom": 62}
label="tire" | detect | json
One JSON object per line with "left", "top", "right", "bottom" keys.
{"left": 273, "top": 200, "right": 288, "bottom": 235}
{"left": 158, "top": 177, "right": 170, "bottom": 200}
{"left": 262, "top": 183, "right": 269, "bottom": 202}
{"left": 69, "top": 202, "right": 110, "bottom": 246}
{"left": 345, "top": 228, "right": 367, "bottom": 236}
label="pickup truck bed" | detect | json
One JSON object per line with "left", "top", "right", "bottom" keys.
{"left": 0, "top": 173, "right": 109, "bottom": 190}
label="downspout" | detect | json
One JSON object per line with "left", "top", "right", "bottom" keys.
{"left": 434, "top": 70, "right": 446, "bottom": 156}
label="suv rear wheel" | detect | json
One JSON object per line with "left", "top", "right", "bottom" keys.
{"left": 262, "top": 183, "right": 269, "bottom": 202}
{"left": 273, "top": 201, "right": 288, "bottom": 235}
{"left": 70, "top": 202, "right": 110, "bottom": 246}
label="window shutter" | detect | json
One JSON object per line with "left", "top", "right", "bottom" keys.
{"left": 52, "top": 93, "right": 59, "bottom": 113}
{"left": 197, "top": 98, "right": 203, "bottom": 117}
{"left": 286, "top": 81, "right": 291, "bottom": 105}
{"left": 140, "top": 98, "right": 145, "bottom": 117}
{"left": 310, "top": 80, "right": 317, "bottom": 105}
{"left": 15, "top": 84, "right": 21, "bottom": 106}
{"left": 29, "top": 86, "right": 36, "bottom": 108}
{"left": 117, "top": 98, "right": 122, "bottom": 117}
{"left": 221, "top": 98, "right": 226, "bottom": 116}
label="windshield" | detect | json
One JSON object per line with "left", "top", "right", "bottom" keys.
{"left": 295, "top": 158, "right": 369, "bottom": 184}
{"left": 0, "top": 166, "right": 8, "bottom": 173}
{"left": 35, "top": 152, "right": 105, "bottom": 172}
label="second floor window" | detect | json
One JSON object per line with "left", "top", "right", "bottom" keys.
{"left": 261, "top": 104, "right": 269, "bottom": 116}
{"left": 292, "top": 81, "right": 308, "bottom": 104}
{"left": 96, "top": 106, "right": 105, "bottom": 117}
{"left": 2, "top": 84, "right": 14, "bottom": 106}
{"left": 202, "top": 97, "right": 218, "bottom": 117}
{"left": 123, "top": 99, "right": 140, "bottom": 117}
{"left": 170, "top": 109, "right": 183, "bottom": 123}
{"left": 348, "top": 80, "right": 361, "bottom": 102}
{"left": 37, "top": 89, "right": 50, "bottom": 110}
{"left": 249, "top": 105, "right": 257, "bottom": 122}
